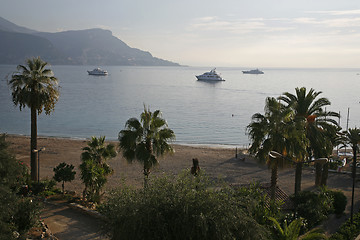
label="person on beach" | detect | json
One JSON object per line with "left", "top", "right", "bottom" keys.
{"left": 191, "top": 158, "right": 200, "bottom": 176}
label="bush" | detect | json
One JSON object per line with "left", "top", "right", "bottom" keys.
{"left": 98, "top": 172, "right": 270, "bottom": 240}
{"left": 30, "top": 179, "right": 56, "bottom": 195}
{"left": 0, "top": 134, "right": 42, "bottom": 239}
{"left": 12, "top": 197, "right": 42, "bottom": 236}
{"left": 329, "top": 190, "right": 347, "bottom": 216}
{"left": 330, "top": 210, "right": 360, "bottom": 240}
{"left": 291, "top": 190, "right": 332, "bottom": 229}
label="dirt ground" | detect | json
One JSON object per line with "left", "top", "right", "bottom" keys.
{"left": 6, "top": 134, "right": 360, "bottom": 235}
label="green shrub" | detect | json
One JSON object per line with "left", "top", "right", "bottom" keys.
{"left": 12, "top": 197, "right": 42, "bottom": 236}
{"left": 0, "top": 134, "right": 42, "bottom": 239}
{"left": 330, "top": 210, "right": 360, "bottom": 240}
{"left": 291, "top": 190, "right": 332, "bottom": 229}
{"left": 329, "top": 190, "right": 347, "bottom": 215}
{"left": 30, "top": 179, "right": 56, "bottom": 195}
{"left": 98, "top": 172, "right": 270, "bottom": 240}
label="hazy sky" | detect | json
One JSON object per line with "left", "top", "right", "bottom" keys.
{"left": 1, "top": 0, "right": 360, "bottom": 68}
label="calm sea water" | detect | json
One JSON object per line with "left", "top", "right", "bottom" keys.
{"left": 1, "top": 65, "right": 360, "bottom": 147}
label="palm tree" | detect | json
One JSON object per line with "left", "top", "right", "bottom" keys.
{"left": 268, "top": 217, "right": 327, "bottom": 240}
{"left": 80, "top": 136, "right": 117, "bottom": 203}
{"left": 8, "top": 57, "right": 60, "bottom": 181}
{"left": 247, "top": 97, "right": 295, "bottom": 200}
{"left": 119, "top": 106, "right": 175, "bottom": 187}
{"left": 279, "top": 87, "right": 339, "bottom": 188}
{"left": 343, "top": 128, "right": 360, "bottom": 223}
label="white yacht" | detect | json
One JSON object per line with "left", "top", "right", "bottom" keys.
{"left": 87, "top": 68, "right": 108, "bottom": 76}
{"left": 196, "top": 68, "right": 225, "bottom": 81}
{"left": 242, "top": 69, "right": 264, "bottom": 74}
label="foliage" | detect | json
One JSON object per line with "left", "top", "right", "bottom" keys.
{"left": 278, "top": 87, "right": 340, "bottom": 189}
{"left": 12, "top": 197, "right": 42, "bottom": 236}
{"left": 118, "top": 105, "right": 175, "bottom": 187}
{"left": 291, "top": 190, "right": 333, "bottom": 229}
{"left": 29, "top": 179, "right": 56, "bottom": 195}
{"left": 268, "top": 217, "right": 327, "bottom": 240}
{"left": 247, "top": 97, "right": 307, "bottom": 198}
{"left": 328, "top": 158, "right": 342, "bottom": 170}
{"left": 325, "top": 189, "right": 347, "bottom": 216}
{"left": 0, "top": 134, "right": 42, "bottom": 239}
{"left": 8, "top": 57, "right": 60, "bottom": 114}
{"left": 53, "top": 162, "right": 76, "bottom": 193}
{"left": 8, "top": 57, "right": 60, "bottom": 181}
{"left": 329, "top": 210, "right": 360, "bottom": 240}
{"left": 0, "top": 134, "right": 30, "bottom": 189}
{"left": 231, "top": 182, "right": 283, "bottom": 225}
{"left": 278, "top": 87, "right": 339, "bottom": 159}
{"left": 80, "top": 136, "right": 117, "bottom": 203}
{"left": 98, "top": 172, "right": 270, "bottom": 240}
{"left": 268, "top": 217, "right": 302, "bottom": 240}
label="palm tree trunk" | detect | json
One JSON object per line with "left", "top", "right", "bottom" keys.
{"left": 30, "top": 107, "right": 38, "bottom": 181}
{"left": 294, "top": 162, "right": 303, "bottom": 195}
{"left": 315, "top": 163, "right": 322, "bottom": 186}
{"left": 270, "top": 161, "right": 278, "bottom": 201}
{"left": 350, "top": 147, "right": 357, "bottom": 223}
{"left": 143, "top": 167, "right": 149, "bottom": 189}
{"left": 320, "top": 163, "right": 329, "bottom": 186}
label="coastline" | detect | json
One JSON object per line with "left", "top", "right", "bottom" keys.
{"left": 6, "top": 133, "right": 245, "bottom": 150}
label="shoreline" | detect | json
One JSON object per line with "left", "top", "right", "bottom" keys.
{"left": 5, "top": 133, "right": 246, "bottom": 150}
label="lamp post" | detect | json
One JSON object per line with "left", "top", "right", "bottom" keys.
{"left": 32, "top": 147, "right": 45, "bottom": 183}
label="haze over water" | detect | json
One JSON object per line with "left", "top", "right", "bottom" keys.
{"left": 1, "top": 65, "right": 360, "bottom": 147}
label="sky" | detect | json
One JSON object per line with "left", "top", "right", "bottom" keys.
{"left": 1, "top": 0, "right": 360, "bottom": 68}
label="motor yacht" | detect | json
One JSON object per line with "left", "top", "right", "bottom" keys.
{"left": 196, "top": 68, "right": 224, "bottom": 81}
{"left": 87, "top": 68, "right": 108, "bottom": 76}
{"left": 242, "top": 69, "right": 264, "bottom": 74}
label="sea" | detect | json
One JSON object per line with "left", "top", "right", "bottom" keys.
{"left": 1, "top": 65, "right": 360, "bottom": 148}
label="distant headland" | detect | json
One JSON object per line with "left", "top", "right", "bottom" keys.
{"left": 0, "top": 16, "right": 180, "bottom": 66}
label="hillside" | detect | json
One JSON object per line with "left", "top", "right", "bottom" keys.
{"left": 0, "top": 17, "right": 180, "bottom": 66}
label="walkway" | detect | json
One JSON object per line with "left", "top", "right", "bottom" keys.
{"left": 41, "top": 201, "right": 109, "bottom": 240}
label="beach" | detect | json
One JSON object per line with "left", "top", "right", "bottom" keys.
{"left": 6, "top": 134, "right": 360, "bottom": 233}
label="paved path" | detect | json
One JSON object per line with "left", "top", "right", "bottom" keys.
{"left": 41, "top": 201, "right": 109, "bottom": 240}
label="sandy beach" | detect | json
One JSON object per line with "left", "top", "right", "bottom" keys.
{"left": 5, "top": 134, "right": 360, "bottom": 233}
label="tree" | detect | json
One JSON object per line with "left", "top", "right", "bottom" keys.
{"left": 119, "top": 106, "right": 175, "bottom": 187}
{"left": 53, "top": 162, "right": 76, "bottom": 194}
{"left": 279, "top": 87, "right": 339, "bottom": 188}
{"left": 247, "top": 97, "right": 296, "bottom": 200}
{"left": 268, "top": 217, "right": 327, "bottom": 240}
{"left": 0, "top": 134, "right": 41, "bottom": 239}
{"left": 80, "top": 136, "right": 117, "bottom": 203}
{"left": 8, "top": 57, "right": 60, "bottom": 181}
{"left": 343, "top": 128, "right": 360, "bottom": 223}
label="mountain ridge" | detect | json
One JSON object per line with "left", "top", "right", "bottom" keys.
{"left": 0, "top": 17, "right": 180, "bottom": 66}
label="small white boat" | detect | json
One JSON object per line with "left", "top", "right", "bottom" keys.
{"left": 242, "top": 69, "right": 264, "bottom": 74}
{"left": 87, "top": 68, "right": 108, "bottom": 76}
{"left": 196, "top": 68, "right": 225, "bottom": 81}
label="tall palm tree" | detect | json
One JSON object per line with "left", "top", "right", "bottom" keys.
{"left": 247, "top": 97, "right": 296, "bottom": 200}
{"left": 80, "top": 136, "right": 117, "bottom": 203}
{"left": 8, "top": 57, "right": 60, "bottom": 181}
{"left": 279, "top": 87, "right": 339, "bottom": 188}
{"left": 343, "top": 128, "right": 360, "bottom": 223}
{"left": 119, "top": 106, "right": 175, "bottom": 187}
